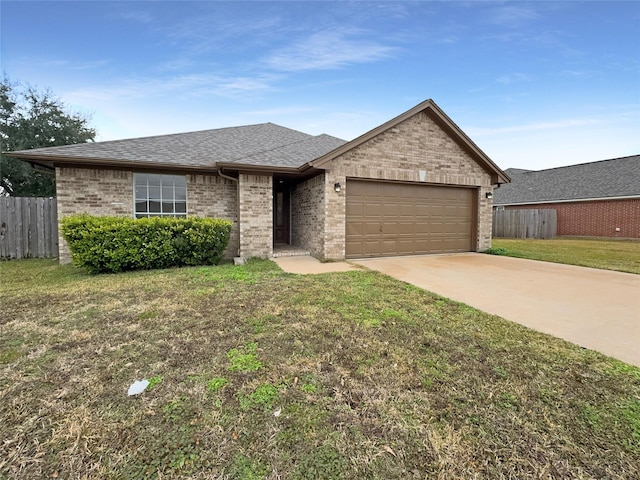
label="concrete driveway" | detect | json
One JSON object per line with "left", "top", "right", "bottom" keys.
{"left": 353, "top": 254, "right": 640, "bottom": 367}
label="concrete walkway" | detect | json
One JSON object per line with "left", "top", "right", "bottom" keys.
{"left": 353, "top": 253, "right": 640, "bottom": 367}
{"left": 272, "top": 255, "right": 359, "bottom": 274}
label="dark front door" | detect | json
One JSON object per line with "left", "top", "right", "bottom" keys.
{"left": 273, "top": 185, "right": 290, "bottom": 244}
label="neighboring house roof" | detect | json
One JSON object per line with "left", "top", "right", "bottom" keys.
{"left": 504, "top": 168, "right": 533, "bottom": 176}
{"left": 493, "top": 155, "right": 640, "bottom": 205}
{"left": 8, "top": 122, "right": 347, "bottom": 172}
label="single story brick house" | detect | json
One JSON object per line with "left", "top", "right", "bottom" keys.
{"left": 493, "top": 155, "right": 640, "bottom": 238}
{"left": 9, "top": 99, "right": 509, "bottom": 263}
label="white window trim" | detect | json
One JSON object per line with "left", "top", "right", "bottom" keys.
{"left": 133, "top": 173, "right": 188, "bottom": 218}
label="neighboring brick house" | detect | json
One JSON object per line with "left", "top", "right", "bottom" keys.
{"left": 493, "top": 155, "right": 640, "bottom": 238}
{"left": 9, "top": 99, "right": 509, "bottom": 263}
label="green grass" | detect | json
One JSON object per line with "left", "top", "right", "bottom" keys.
{"left": 1, "top": 258, "right": 639, "bottom": 479}
{"left": 491, "top": 237, "right": 640, "bottom": 274}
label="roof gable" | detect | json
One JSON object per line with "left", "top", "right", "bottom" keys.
{"left": 309, "top": 99, "right": 509, "bottom": 184}
{"left": 493, "top": 155, "right": 640, "bottom": 205}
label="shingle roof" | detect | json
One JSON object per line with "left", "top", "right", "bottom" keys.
{"left": 493, "top": 155, "right": 640, "bottom": 205}
{"left": 9, "top": 123, "right": 347, "bottom": 170}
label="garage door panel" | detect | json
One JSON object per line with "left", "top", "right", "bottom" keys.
{"left": 364, "top": 203, "right": 382, "bottom": 216}
{"left": 383, "top": 204, "right": 398, "bottom": 216}
{"left": 346, "top": 180, "right": 475, "bottom": 258}
{"left": 396, "top": 222, "right": 415, "bottom": 235}
{"left": 364, "top": 222, "right": 381, "bottom": 234}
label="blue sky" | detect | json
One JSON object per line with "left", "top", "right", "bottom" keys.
{"left": 2, "top": 0, "right": 639, "bottom": 170}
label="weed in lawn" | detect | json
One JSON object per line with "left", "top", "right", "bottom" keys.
{"left": 206, "top": 377, "right": 228, "bottom": 393}
{"left": 301, "top": 383, "right": 316, "bottom": 394}
{"left": 238, "top": 383, "right": 280, "bottom": 410}
{"left": 582, "top": 402, "right": 601, "bottom": 428}
{"left": 136, "top": 310, "right": 159, "bottom": 321}
{"left": 492, "top": 365, "right": 508, "bottom": 378}
{"left": 227, "top": 454, "right": 268, "bottom": 480}
{"left": 0, "top": 347, "right": 24, "bottom": 364}
{"left": 621, "top": 400, "right": 640, "bottom": 451}
{"left": 147, "top": 375, "right": 163, "bottom": 390}
{"left": 163, "top": 397, "right": 188, "bottom": 422}
{"left": 291, "top": 443, "right": 346, "bottom": 480}
{"left": 228, "top": 343, "right": 263, "bottom": 372}
{"left": 499, "top": 392, "right": 519, "bottom": 409}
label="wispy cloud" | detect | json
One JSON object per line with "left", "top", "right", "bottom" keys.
{"left": 117, "top": 10, "right": 154, "bottom": 24}
{"left": 468, "top": 118, "right": 602, "bottom": 136}
{"left": 264, "top": 28, "right": 397, "bottom": 72}
{"left": 244, "top": 106, "right": 317, "bottom": 117}
{"left": 489, "top": 4, "right": 540, "bottom": 26}
{"left": 496, "top": 73, "right": 532, "bottom": 84}
{"left": 19, "top": 58, "right": 109, "bottom": 71}
{"left": 166, "top": 14, "right": 284, "bottom": 56}
{"left": 67, "top": 72, "right": 279, "bottom": 104}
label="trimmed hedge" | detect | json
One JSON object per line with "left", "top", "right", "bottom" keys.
{"left": 61, "top": 214, "right": 232, "bottom": 274}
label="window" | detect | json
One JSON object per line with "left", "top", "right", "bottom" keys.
{"left": 134, "top": 173, "right": 187, "bottom": 218}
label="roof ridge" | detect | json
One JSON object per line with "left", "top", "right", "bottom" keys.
{"left": 231, "top": 131, "right": 327, "bottom": 163}
{"left": 83, "top": 123, "right": 289, "bottom": 147}
{"left": 518, "top": 154, "right": 639, "bottom": 175}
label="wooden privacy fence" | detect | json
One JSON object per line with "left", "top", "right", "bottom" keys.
{"left": 0, "top": 197, "right": 58, "bottom": 259}
{"left": 492, "top": 208, "right": 557, "bottom": 239}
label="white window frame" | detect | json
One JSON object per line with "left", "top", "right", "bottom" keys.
{"left": 133, "top": 173, "right": 188, "bottom": 218}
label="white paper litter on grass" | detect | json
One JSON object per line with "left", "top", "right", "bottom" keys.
{"left": 128, "top": 379, "right": 150, "bottom": 396}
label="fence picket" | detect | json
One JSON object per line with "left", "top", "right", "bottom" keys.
{"left": 492, "top": 209, "right": 557, "bottom": 239}
{"left": 0, "top": 197, "right": 58, "bottom": 259}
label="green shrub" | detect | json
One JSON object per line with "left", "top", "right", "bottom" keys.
{"left": 61, "top": 214, "right": 232, "bottom": 274}
{"left": 484, "top": 246, "right": 509, "bottom": 256}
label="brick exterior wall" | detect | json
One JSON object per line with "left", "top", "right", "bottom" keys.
{"left": 238, "top": 173, "right": 273, "bottom": 258}
{"left": 187, "top": 174, "right": 239, "bottom": 256}
{"left": 55, "top": 167, "right": 239, "bottom": 264}
{"left": 291, "top": 173, "right": 325, "bottom": 258}
{"left": 505, "top": 198, "right": 640, "bottom": 238}
{"left": 322, "top": 111, "right": 495, "bottom": 259}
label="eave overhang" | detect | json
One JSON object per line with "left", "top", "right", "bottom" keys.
{"left": 7, "top": 152, "right": 323, "bottom": 177}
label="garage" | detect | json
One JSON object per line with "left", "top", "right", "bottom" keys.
{"left": 346, "top": 180, "right": 476, "bottom": 258}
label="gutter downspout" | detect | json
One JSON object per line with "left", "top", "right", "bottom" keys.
{"left": 218, "top": 168, "right": 241, "bottom": 259}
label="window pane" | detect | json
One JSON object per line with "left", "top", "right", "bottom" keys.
{"left": 175, "top": 202, "right": 187, "bottom": 214}
{"left": 149, "top": 200, "right": 161, "bottom": 213}
{"left": 173, "top": 175, "right": 186, "bottom": 188}
{"left": 147, "top": 174, "right": 162, "bottom": 187}
{"left": 149, "top": 186, "right": 161, "bottom": 200}
{"left": 175, "top": 187, "right": 186, "bottom": 201}
{"left": 134, "top": 173, "right": 148, "bottom": 186}
{"left": 162, "top": 202, "right": 174, "bottom": 214}
{"left": 135, "top": 201, "right": 147, "bottom": 213}
{"left": 135, "top": 186, "right": 147, "bottom": 200}
{"left": 162, "top": 185, "right": 173, "bottom": 200}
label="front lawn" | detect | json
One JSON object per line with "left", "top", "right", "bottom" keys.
{"left": 491, "top": 237, "right": 640, "bottom": 274}
{"left": 1, "top": 259, "right": 638, "bottom": 479}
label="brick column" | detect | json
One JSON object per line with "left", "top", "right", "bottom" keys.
{"left": 238, "top": 174, "right": 273, "bottom": 259}
{"left": 323, "top": 172, "right": 346, "bottom": 260}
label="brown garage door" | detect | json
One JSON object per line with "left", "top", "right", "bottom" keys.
{"left": 346, "top": 180, "right": 476, "bottom": 258}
